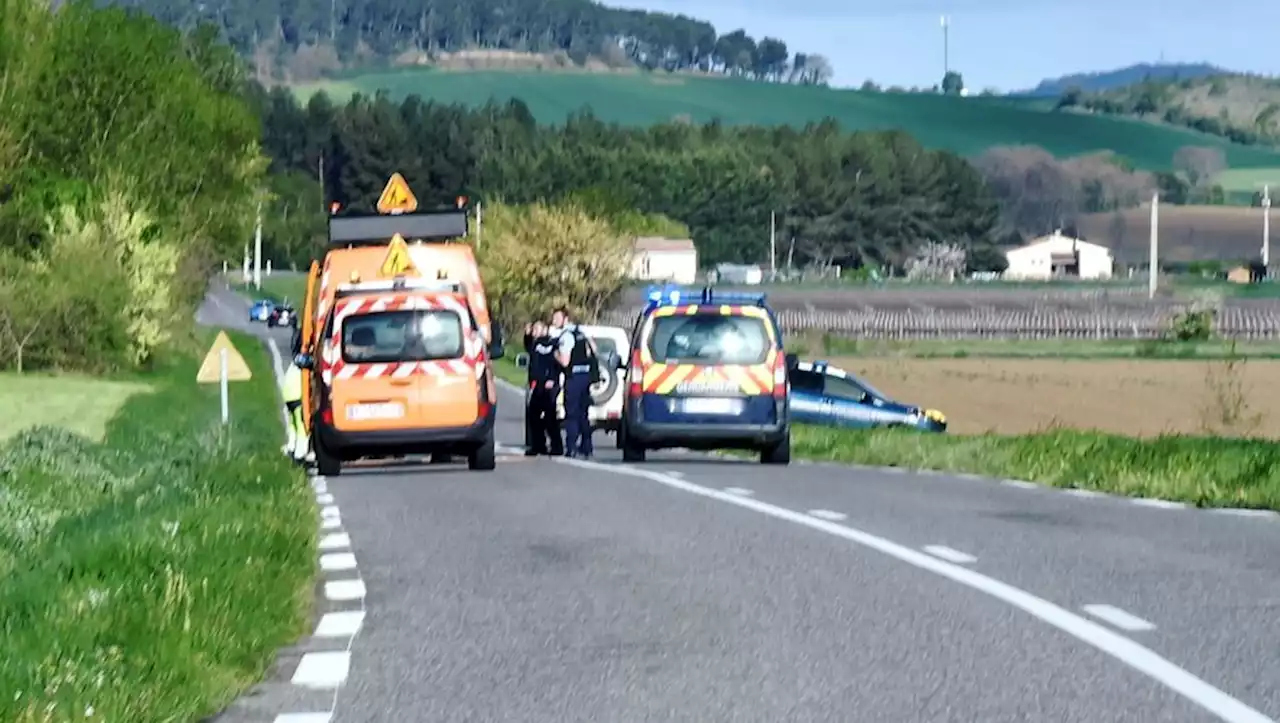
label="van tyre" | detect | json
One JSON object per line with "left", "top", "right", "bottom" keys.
{"left": 313, "top": 427, "right": 342, "bottom": 477}
{"left": 468, "top": 428, "right": 496, "bottom": 471}
{"left": 589, "top": 371, "right": 619, "bottom": 406}
{"left": 760, "top": 432, "right": 791, "bottom": 465}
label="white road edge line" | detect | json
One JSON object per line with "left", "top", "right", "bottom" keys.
{"left": 1082, "top": 604, "right": 1157, "bottom": 632}
{"left": 558, "top": 457, "right": 1273, "bottom": 723}
{"left": 1130, "top": 498, "right": 1189, "bottom": 510}
{"left": 923, "top": 545, "right": 977, "bottom": 564}
{"left": 291, "top": 650, "right": 350, "bottom": 688}
{"left": 319, "top": 552, "right": 357, "bottom": 571}
{"left": 318, "top": 532, "right": 351, "bottom": 550}
{"left": 273, "top": 714, "right": 331, "bottom": 723}
{"left": 723, "top": 487, "right": 754, "bottom": 496}
{"left": 1002, "top": 480, "right": 1039, "bottom": 490}
{"left": 314, "top": 610, "right": 366, "bottom": 638}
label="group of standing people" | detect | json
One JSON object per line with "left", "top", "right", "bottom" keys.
{"left": 524, "top": 307, "right": 599, "bottom": 460}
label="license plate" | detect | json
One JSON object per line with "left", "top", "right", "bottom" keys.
{"left": 681, "top": 397, "right": 742, "bottom": 415}
{"left": 347, "top": 403, "right": 404, "bottom": 420}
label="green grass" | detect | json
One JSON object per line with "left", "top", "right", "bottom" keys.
{"left": 240, "top": 275, "right": 307, "bottom": 306}
{"left": 0, "top": 329, "right": 316, "bottom": 722}
{"left": 791, "top": 426, "right": 1280, "bottom": 510}
{"left": 292, "top": 70, "right": 1280, "bottom": 171}
{"left": 1214, "top": 166, "right": 1280, "bottom": 195}
{"left": 0, "top": 375, "right": 151, "bottom": 442}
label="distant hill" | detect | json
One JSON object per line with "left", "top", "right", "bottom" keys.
{"left": 294, "top": 69, "right": 1280, "bottom": 172}
{"left": 1019, "top": 63, "right": 1229, "bottom": 97}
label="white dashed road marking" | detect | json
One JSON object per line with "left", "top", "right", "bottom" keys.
{"left": 1082, "top": 604, "right": 1157, "bottom": 632}
{"left": 723, "top": 487, "right": 754, "bottom": 496}
{"left": 807, "top": 509, "right": 847, "bottom": 521}
{"left": 318, "top": 532, "right": 351, "bottom": 550}
{"left": 291, "top": 651, "right": 351, "bottom": 689}
{"left": 274, "top": 714, "right": 332, "bottom": 723}
{"left": 316, "top": 493, "right": 334, "bottom": 505}
{"left": 562, "top": 458, "right": 1273, "bottom": 723}
{"left": 1130, "top": 498, "right": 1188, "bottom": 510}
{"left": 315, "top": 610, "right": 366, "bottom": 638}
{"left": 1064, "top": 488, "right": 1107, "bottom": 498}
{"left": 319, "top": 552, "right": 358, "bottom": 571}
{"left": 1002, "top": 480, "right": 1039, "bottom": 490}
{"left": 325, "top": 579, "right": 367, "bottom": 602}
{"left": 923, "top": 545, "right": 977, "bottom": 564}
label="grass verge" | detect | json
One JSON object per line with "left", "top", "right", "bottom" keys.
{"left": 0, "top": 375, "right": 151, "bottom": 442}
{"left": 0, "top": 329, "right": 316, "bottom": 722}
{"left": 792, "top": 426, "right": 1280, "bottom": 511}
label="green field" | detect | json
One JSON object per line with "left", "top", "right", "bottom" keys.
{"left": 1215, "top": 167, "right": 1280, "bottom": 195}
{"left": 292, "top": 70, "right": 1280, "bottom": 170}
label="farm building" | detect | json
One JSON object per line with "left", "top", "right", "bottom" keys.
{"left": 1003, "top": 231, "right": 1113, "bottom": 280}
{"left": 630, "top": 237, "right": 697, "bottom": 284}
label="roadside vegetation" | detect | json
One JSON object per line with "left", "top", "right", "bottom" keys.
{"left": 0, "top": 0, "right": 314, "bottom": 717}
{"left": 0, "top": 330, "right": 314, "bottom": 721}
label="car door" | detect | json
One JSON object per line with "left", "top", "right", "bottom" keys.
{"left": 820, "top": 372, "right": 881, "bottom": 429}
{"left": 787, "top": 369, "right": 827, "bottom": 424}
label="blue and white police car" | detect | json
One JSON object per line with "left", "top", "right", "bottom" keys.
{"left": 789, "top": 360, "right": 947, "bottom": 432}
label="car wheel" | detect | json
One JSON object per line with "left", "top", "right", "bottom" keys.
{"left": 589, "top": 371, "right": 619, "bottom": 406}
{"left": 760, "top": 432, "right": 791, "bottom": 465}
{"left": 620, "top": 425, "right": 645, "bottom": 462}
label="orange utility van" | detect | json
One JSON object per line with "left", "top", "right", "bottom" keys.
{"left": 297, "top": 176, "right": 505, "bottom": 475}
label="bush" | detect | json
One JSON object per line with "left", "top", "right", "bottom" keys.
{"left": 793, "top": 425, "right": 1280, "bottom": 510}
{"left": 477, "top": 200, "right": 633, "bottom": 325}
{"left": 0, "top": 329, "right": 315, "bottom": 722}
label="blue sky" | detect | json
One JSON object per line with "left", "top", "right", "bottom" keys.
{"left": 604, "top": 0, "right": 1276, "bottom": 91}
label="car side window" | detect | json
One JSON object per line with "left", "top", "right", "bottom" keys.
{"left": 789, "top": 369, "right": 823, "bottom": 394}
{"left": 822, "top": 374, "right": 870, "bottom": 403}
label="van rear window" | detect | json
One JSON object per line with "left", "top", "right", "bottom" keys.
{"left": 646, "top": 313, "right": 770, "bottom": 364}
{"left": 342, "top": 310, "right": 463, "bottom": 364}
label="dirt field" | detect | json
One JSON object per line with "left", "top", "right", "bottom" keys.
{"left": 1076, "top": 204, "right": 1272, "bottom": 264}
{"left": 832, "top": 357, "right": 1280, "bottom": 438}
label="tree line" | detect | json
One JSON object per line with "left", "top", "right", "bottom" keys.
{"left": 103, "top": 0, "right": 832, "bottom": 84}
{"left": 252, "top": 86, "right": 1006, "bottom": 274}
{"left": 0, "top": 2, "right": 265, "bottom": 373}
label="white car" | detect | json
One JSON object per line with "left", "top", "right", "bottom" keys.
{"left": 517, "top": 324, "right": 629, "bottom": 434}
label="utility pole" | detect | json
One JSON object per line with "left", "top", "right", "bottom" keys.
{"left": 1262, "top": 184, "right": 1271, "bottom": 272}
{"left": 253, "top": 199, "right": 263, "bottom": 291}
{"left": 1148, "top": 192, "right": 1159, "bottom": 300}
{"left": 940, "top": 15, "right": 950, "bottom": 81}
{"left": 475, "top": 201, "right": 483, "bottom": 250}
{"left": 318, "top": 155, "right": 326, "bottom": 212}
{"left": 769, "top": 211, "right": 776, "bottom": 280}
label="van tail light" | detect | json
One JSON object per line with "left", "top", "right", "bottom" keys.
{"left": 627, "top": 350, "right": 644, "bottom": 399}
{"left": 321, "top": 406, "right": 334, "bottom": 425}
{"left": 772, "top": 355, "right": 787, "bottom": 400}
{"left": 477, "top": 360, "right": 492, "bottom": 418}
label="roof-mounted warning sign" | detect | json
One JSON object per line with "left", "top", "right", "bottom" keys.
{"left": 379, "top": 233, "right": 416, "bottom": 277}
{"left": 377, "top": 173, "right": 418, "bottom": 215}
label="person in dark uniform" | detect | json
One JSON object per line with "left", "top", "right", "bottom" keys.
{"left": 551, "top": 306, "right": 598, "bottom": 459}
{"left": 523, "top": 320, "right": 563, "bottom": 457}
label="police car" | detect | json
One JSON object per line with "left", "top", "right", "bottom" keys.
{"left": 618, "top": 286, "right": 792, "bottom": 465}
{"left": 789, "top": 360, "right": 947, "bottom": 432}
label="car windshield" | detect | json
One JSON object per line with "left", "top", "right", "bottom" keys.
{"left": 341, "top": 309, "right": 464, "bottom": 364}
{"left": 646, "top": 313, "right": 770, "bottom": 364}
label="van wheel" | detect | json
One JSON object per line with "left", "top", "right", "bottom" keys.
{"left": 313, "top": 431, "right": 342, "bottom": 477}
{"left": 760, "top": 432, "right": 791, "bottom": 465}
{"left": 468, "top": 429, "right": 496, "bottom": 471}
{"left": 620, "top": 426, "right": 645, "bottom": 463}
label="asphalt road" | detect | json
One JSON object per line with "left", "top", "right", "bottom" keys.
{"left": 201, "top": 284, "right": 1280, "bottom": 723}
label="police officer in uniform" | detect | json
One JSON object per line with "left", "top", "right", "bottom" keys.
{"left": 551, "top": 307, "right": 597, "bottom": 459}
{"left": 523, "top": 320, "right": 563, "bottom": 456}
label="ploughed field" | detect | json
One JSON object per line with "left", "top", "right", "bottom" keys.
{"left": 608, "top": 285, "right": 1280, "bottom": 338}
{"left": 834, "top": 357, "right": 1280, "bottom": 438}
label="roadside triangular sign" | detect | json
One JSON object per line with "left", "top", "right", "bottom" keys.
{"left": 379, "top": 233, "right": 416, "bottom": 277}
{"left": 376, "top": 173, "right": 418, "bottom": 215}
{"left": 196, "top": 331, "right": 252, "bottom": 383}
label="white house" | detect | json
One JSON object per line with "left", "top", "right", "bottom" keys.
{"left": 1003, "top": 230, "right": 1113, "bottom": 281}
{"left": 630, "top": 237, "right": 697, "bottom": 285}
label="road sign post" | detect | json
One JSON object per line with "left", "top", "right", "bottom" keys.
{"left": 197, "top": 331, "right": 253, "bottom": 425}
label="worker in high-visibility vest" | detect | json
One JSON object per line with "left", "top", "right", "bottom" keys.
{"left": 280, "top": 352, "right": 312, "bottom": 463}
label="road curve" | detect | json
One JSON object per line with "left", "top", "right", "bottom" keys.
{"left": 201, "top": 285, "right": 1279, "bottom": 723}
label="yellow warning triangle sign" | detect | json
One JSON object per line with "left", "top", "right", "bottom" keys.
{"left": 379, "top": 233, "right": 416, "bottom": 277}
{"left": 196, "top": 331, "right": 252, "bottom": 383}
{"left": 376, "top": 173, "right": 418, "bottom": 215}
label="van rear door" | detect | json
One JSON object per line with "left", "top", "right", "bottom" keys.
{"left": 330, "top": 294, "right": 478, "bottom": 431}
